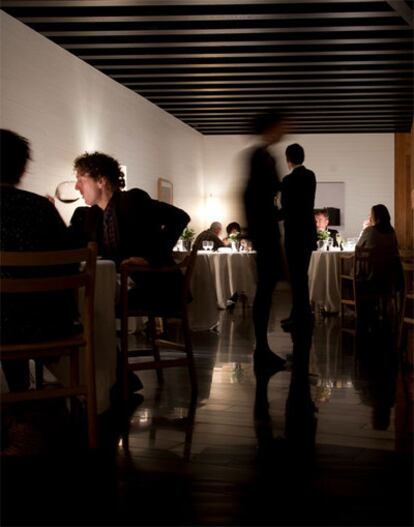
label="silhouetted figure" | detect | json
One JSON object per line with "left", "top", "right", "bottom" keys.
{"left": 0, "top": 129, "right": 76, "bottom": 391}
{"left": 353, "top": 325, "right": 398, "bottom": 431}
{"left": 243, "top": 112, "right": 287, "bottom": 375}
{"left": 285, "top": 325, "right": 317, "bottom": 463}
{"left": 281, "top": 143, "right": 317, "bottom": 332}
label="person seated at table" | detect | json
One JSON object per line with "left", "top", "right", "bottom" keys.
{"left": 314, "top": 208, "right": 339, "bottom": 247}
{"left": 0, "top": 129, "right": 78, "bottom": 392}
{"left": 356, "top": 204, "right": 403, "bottom": 324}
{"left": 70, "top": 152, "right": 191, "bottom": 395}
{"left": 70, "top": 152, "right": 190, "bottom": 301}
{"left": 193, "top": 221, "right": 225, "bottom": 251}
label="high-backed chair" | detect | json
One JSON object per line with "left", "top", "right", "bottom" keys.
{"left": 354, "top": 246, "right": 403, "bottom": 331}
{"left": 0, "top": 243, "right": 98, "bottom": 448}
{"left": 118, "top": 245, "right": 198, "bottom": 401}
{"left": 339, "top": 252, "right": 356, "bottom": 328}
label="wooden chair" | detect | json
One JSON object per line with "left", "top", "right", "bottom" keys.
{"left": 118, "top": 245, "right": 198, "bottom": 401}
{"left": 0, "top": 243, "right": 98, "bottom": 448}
{"left": 339, "top": 252, "right": 356, "bottom": 328}
{"left": 354, "top": 246, "right": 403, "bottom": 331}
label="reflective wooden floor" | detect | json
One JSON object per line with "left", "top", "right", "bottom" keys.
{"left": 1, "top": 290, "right": 413, "bottom": 526}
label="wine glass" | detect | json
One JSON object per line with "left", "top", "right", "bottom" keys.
{"left": 202, "top": 240, "right": 209, "bottom": 251}
{"left": 55, "top": 180, "right": 81, "bottom": 204}
{"left": 207, "top": 241, "right": 214, "bottom": 252}
{"left": 327, "top": 237, "right": 333, "bottom": 251}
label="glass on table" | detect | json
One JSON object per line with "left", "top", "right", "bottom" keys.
{"left": 202, "top": 240, "right": 209, "bottom": 251}
{"left": 207, "top": 241, "right": 214, "bottom": 252}
{"left": 327, "top": 237, "right": 334, "bottom": 251}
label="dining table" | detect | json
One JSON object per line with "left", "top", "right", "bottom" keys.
{"left": 308, "top": 248, "right": 354, "bottom": 313}
{"left": 175, "top": 250, "right": 257, "bottom": 331}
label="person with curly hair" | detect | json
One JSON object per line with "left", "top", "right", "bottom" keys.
{"left": 70, "top": 152, "right": 190, "bottom": 268}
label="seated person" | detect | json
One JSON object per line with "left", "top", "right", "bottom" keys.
{"left": 0, "top": 129, "right": 77, "bottom": 391}
{"left": 357, "top": 204, "right": 400, "bottom": 264}
{"left": 69, "top": 152, "right": 190, "bottom": 310}
{"left": 193, "top": 221, "right": 225, "bottom": 251}
{"left": 356, "top": 204, "right": 403, "bottom": 313}
{"left": 314, "top": 208, "right": 339, "bottom": 246}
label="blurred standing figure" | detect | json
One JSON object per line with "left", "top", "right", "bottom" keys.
{"left": 243, "top": 112, "right": 287, "bottom": 375}
{"left": 281, "top": 143, "right": 317, "bottom": 331}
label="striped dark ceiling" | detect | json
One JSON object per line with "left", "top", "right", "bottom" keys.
{"left": 2, "top": 0, "right": 413, "bottom": 134}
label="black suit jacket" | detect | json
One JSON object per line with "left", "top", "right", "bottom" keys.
{"left": 281, "top": 165, "right": 317, "bottom": 252}
{"left": 69, "top": 189, "right": 190, "bottom": 267}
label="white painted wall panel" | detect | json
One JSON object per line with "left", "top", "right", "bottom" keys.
{"left": 203, "top": 134, "right": 394, "bottom": 238}
{"left": 0, "top": 11, "right": 204, "bottom": 228}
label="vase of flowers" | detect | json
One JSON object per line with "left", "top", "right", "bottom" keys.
{"left": 317, "top": 229, "right": 329, "bottom": 251}
{"left": 180, "top": 227, "right": 195, "bottom": 251}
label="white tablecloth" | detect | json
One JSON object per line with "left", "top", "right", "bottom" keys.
{"left": 187, "top": 251, "right": 257, "bottom": 330}
{"left": 308, "top": 249, "right": 354, "bottom": 313}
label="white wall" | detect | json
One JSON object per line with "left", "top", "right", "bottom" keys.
{"left": 0, "top": 11, "right": 204, "bottom": 229}
{"left": 203, "top": 133, "right": 394, "bottom": 238}
{"left": 1, "top": 11, "right": 395, "bottom": 238}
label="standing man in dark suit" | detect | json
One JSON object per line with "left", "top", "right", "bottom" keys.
{"left": 281, "top": 143, "right": 317, "bottom": 331}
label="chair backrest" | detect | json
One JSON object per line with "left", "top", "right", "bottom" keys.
{"left": 1, "top": 243, "right": 97, "bottom": 337}
{"left": 354, "top": 246, "right": 402, "bottom": 292}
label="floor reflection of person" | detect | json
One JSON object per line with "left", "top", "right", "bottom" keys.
{"left": 353, "top": 327, "right": 398, "bottom": 431}
{"left": 243, "top": 112, "right": 287, "bottom": 376}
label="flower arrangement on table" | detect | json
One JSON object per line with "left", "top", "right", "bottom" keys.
{"left": 317, "top": 229, "right": 330, "bottom": 241}
{"left": 179, "top": 227, "right": 195, "bottom": 250}
{"left": 180, "top": 227, "right": 195, "bottom": 241}
{"left": 228, "top": 233, "right": 239, "bottom": 243}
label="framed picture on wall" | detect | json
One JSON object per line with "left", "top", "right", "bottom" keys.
{"left": 158, "top": 178, "right": 173, "bottom": 204}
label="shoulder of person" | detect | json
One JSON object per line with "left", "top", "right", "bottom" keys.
{"left": 122, "top": 188, "right": 151, "bottom": 203}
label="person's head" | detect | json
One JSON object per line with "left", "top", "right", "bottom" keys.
{"left": 285, "top": 143, "right": 305, "bottom": 169}
{"left": 0, "top": 129, "right": 31, "bottom": 186}
{"left": 226, "top": 222, "right": 241, "bottom": 236}
{"left": 314, "top": 208, "right": 329, "bottom": 231}
{"left": 253, "top": 111, "right": 287, "bottom": 145}
{"left": 209, "top": 221, "right": 222, "bottom": 236}
{"left": 370, "top": 204, "right": 393, "bottom": 233}
{"left": 74, "top": 152, "right": 125, "bottom": 208}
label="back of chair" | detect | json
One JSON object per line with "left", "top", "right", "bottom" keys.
{"left": 1, "top": 243, "right": 97, "bottom": 339}
{"left": 354, "top": 246, "right": 402, "bottom": 294}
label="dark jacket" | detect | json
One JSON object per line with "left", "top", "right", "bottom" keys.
{"left": 281, "top": 165, "right": 317, "bottom": 252}
{"left": 193, "top": 229, "right": 224, "bottom": 251}
{"left": 243, "top": 146, "right": 281, "bottom": 249}
{"left": 69, "top": 189, "right": 190, "bottom": 267}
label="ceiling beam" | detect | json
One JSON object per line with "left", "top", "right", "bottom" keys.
{"left": 385, "top": 0, "right": 413, "bottom": 28}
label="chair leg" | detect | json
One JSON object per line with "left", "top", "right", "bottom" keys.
{"left": 149, "top": 316, "right": 164, "bottom": 384}
{"left": 181, "top": 313, "right": 198, "bottom": 396}
{"left": 121, "top": 313, "right": 130, "bottom": 402}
